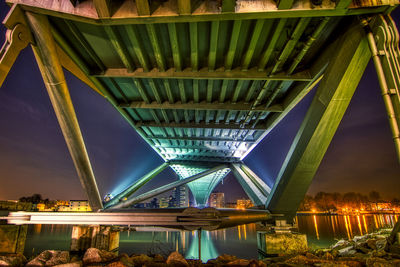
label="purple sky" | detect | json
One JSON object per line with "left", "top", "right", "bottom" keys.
{"left": 0, "top": 3, "right": 399, "bottom": 203}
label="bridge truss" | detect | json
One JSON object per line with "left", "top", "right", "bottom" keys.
{"left": 1, "top": 0, "right": 399, "bottom": 223}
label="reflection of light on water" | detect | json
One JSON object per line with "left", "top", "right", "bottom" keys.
{"left": 34, "top": 224, "right": 42, "bottom": 234}
{"left": 362, "top": 215, "right": 368, "bottom": 234}
{"left": 395, "top": 215, "right": 398, "bottom": 223}
{"left": 237, "top": 226, "right": 241, "bottom": 240}
{"left": 344, "top": 216, "right": 351, "bottom": 240}
{"left": 357, "top": 215, "right": 363, "bottom": 235}
{"left": 313, "top": 215, "right": 319, "bottom": 240}
{"left": 374, "top": 215, "right": 379, "bottom": 228}
{"left": 243, "top": 225, "right": 247, "bottom": 240}
{"left": 347, "top": 216, "right": 353, "bottom": 238}
{"left": 186, "top": 231, "right": 218, "bottom": 262}
{"left": 330, "top": 216, "right": 336, "bottom": 237}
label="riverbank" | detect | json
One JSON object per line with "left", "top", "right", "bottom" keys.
{"left": 0, "top": 228, "right": 399, "bottom": 266}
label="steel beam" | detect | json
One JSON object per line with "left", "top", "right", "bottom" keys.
{"left": 104, "top": 162, "right": 169, "bottom": 208}
{"left": 121, "top": 101, "right": 283, "bottom": 112}
{"left": 5, "top": 0, "right": 392, "bottom": 25}
{"left": 95, "top": 68, "right": 312, "bottom": 81}
{"left": 0, "top": 5, "right": 32, "bottom": 88}
{"left": 136, "top": 121, "right": 266, "bottom": 130}
{"left": 26, "top": 12, "right": 103, "bottom": 211}
{"left": 108, "top": 165, "right": 229, "bottom": 209}
{"left": 230, "top": 164, "right": 269, "bottom": 207}
{"left": 266, "top": 20, "right": 371, "bottom": 220}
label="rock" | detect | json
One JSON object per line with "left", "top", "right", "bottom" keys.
{"left": 166, "top": 252, "right": 188, "bottom": 267}
{"left": 376, "top": 239, "right": 387, "bottom": 251}
{"left": 105, "top": 261, "right": 128, "bottom": 267}
{"left": 0, "top": 254, "right": 27, "bottom": 267}
{"left": 83, "top": 248, "right": 117, "bottom": 264}
{"left": 388, "top": 244, "right": 400, "bottom": 255}
{"left": 285, "top": 255, "right": 326, "bottom": 265}
{"left": 118, "top": 254, "right": 133, "bottom": 267}
{"left": 53, "top": 263, "right": 82, "bottom": 267}
{"left": 332, "top": 239, "right": 351, "bottom": 249}
{"left": 305, "top": 252, "right": 319, "bottom": 259}
{"left": 83, "top": 248, "right": 102, "bottom": 264}
{"left": 26, "top": 250, "right": 70, "bottom": 266}
{"left": 186, "top": 259, "right": 202, "bottom": 266}
{"left": 226, "top": 259, "right": 250, "bottom": 266}
{"left": 338, "top": 246, "right": 357, "bottom": 256}
{"left": 130, "top": 254, "right": 153, "bottom": 266}
{"left": 367, "top": 239, "right": 378, "bottom": 250}
{"left": 355, "top": 244, "right": 371, "bottom": 254}
{"left": 46, "top": 251, "right": 70, "bottom": 266}
{"left": 264, "top": 233, "right": 308, "bottom": 255}
{"left": 215, "top": 254, "right": 237, "bottom": 263}
{"left": 322, "top": 252, "right": 335, "bottom": 261}
{"left": 366, "top": 257, "right": 393, "bottom": 267}
{"left": 354, "top": 235, "right": 369, "bottom": 243}
{"left": 153, "top": 254, "right": 164, "bottom": 262}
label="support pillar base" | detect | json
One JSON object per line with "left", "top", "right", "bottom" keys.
{"left": 70, "top": 225, "right": 120, "bottom": 253}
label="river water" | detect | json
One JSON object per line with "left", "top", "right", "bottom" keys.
{"left": 22, "top": 213, "right": 398, "bottom": 261}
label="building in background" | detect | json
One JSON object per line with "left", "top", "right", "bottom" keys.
{"left": 209, "top": 192, "right": 225, "bottom": 208}
{"left": 173, "top": 186, "right": 189, "bottom": 207}
{"left": 236, "top": 199, "right": 253, "bottom": 209}
{"left": 58, "top": 200, "right": 91, "bottom": 211}
{"left": 159, "top": 197, "right": 169, "bottom": 208}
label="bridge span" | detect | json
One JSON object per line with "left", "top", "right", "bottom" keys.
{"left": 0, "top": 0, "right": 399, "bottom": 225}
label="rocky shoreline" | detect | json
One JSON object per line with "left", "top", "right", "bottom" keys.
{"left": 0, "top": 229, "right": 399, "bottom": 266}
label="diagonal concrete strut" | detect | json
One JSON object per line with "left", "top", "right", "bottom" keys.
{"left": 26, "top": 12, "right": 103, "bottom": 211}
{"left": 104, "top": 162, "right": 169, "bottom": 208}
{"left": 230, "top": 163, "right": 270, "bottom": 207}
{"left": 107, "top": 165, "right": 229, "bottom": 209}
{"left": 266, "top": 19, "right": 371, "bottom": 221}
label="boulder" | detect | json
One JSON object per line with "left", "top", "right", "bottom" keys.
{"left": 0, "top": 254, "right": 27, "bottom": 267}
{"left": 53, "top": 263, "right": 82, "bottom": 267}
{"left": 366, "top": 257, "right": 393, "bottom": 267}
{"left": 367, "top": 239, "right": 378, "bottom": 250}
{"left": 332, "top": 239, "right": 351, "bottom": 249}
{"left": 376, "top": 239, "right": 387, "bottom": 251}
{"left": 83, "top": 248, "right": 117, "bottom": 264}
{"left": 338, "top": 246, "right": 357, "bottom": 257}
{"left": 105, "top": 261, "right": 129, "bottom": 267}
{"left": 118, "top": 254, "right": 133, "bottom": 267}
{"left": 82, "top": 248, "right": 102, "bottom": 264}
{"left": 322, "top": 252, "right": 335, "bottom": 261}
{"left": 26, "top": 250, "right": 70, "bottom": 266}
{"left": 130, "top": 254, "right": 153, "bottom": 266}
{"left": 166, "top": 252, "right": 188, "bottom": 267}
{"left": 226, "top": 259, "right": 250, "bottom": 266}
{"left": 215, "top": 254, "right": 237, "bottom": 263}
{"left": 153, "top": 254, "right": 164, "bottom": 262}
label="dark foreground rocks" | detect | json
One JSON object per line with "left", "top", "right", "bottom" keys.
{"left": 0, "top": 229, "right": 399, "bottom": 266}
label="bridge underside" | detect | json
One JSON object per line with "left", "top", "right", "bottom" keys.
{"left": 1, "top": 0, "right": 399, "bottom": 222}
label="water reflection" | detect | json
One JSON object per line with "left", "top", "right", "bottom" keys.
{"left": 186, "top": 231, "right": 218, "bottom": 262}
{"left": 19, "top": 214, "right": 399, "bottom": 258}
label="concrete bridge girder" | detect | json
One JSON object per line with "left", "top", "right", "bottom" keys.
{"left": 230, "top": 163, "right": 270, "bottom": 207}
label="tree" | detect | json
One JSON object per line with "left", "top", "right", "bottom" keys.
{"left": 369, "top": 191, "right": 381, "bottom": 203}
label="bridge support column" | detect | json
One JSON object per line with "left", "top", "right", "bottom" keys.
{"left": 25, "top": 12, "right": 103, "bottom": 211}
{"left": 230, "top": 164, "right": 270, "bottom": 207}
{"left": 266, "top": 21, "right": 371, "bottom": 221}
{"left": 70, "top": 225, "right": 119, "bottom": 253}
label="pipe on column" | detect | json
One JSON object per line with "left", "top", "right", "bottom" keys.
{"left": 361, "top": 18, "right": 400, "bottom": 162}
{"left": 25, "top": 12, "right": 103, "bottom": 210}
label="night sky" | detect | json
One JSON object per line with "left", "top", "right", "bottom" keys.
{"left": 0, "top": 2, "right": 399, "bottom": 203}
